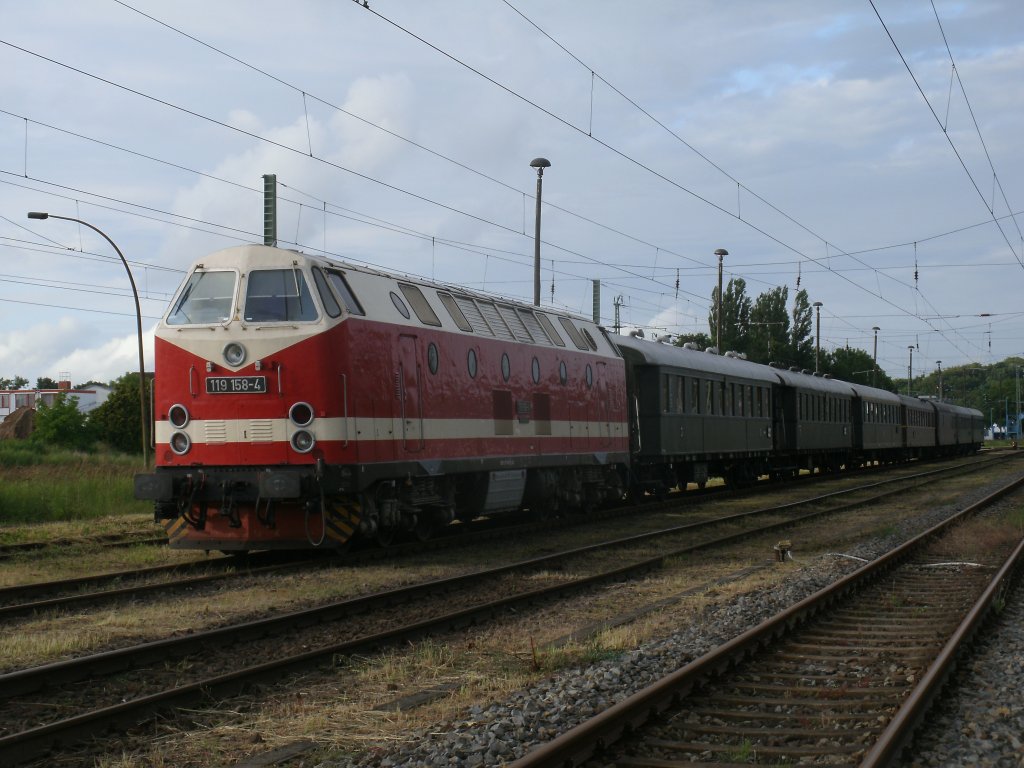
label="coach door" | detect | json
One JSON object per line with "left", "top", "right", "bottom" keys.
{"left": 397, "top": 335, "right": 424, "bottom": 452}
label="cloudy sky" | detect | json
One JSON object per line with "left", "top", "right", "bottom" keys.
{"left": 1, "top": 0, "right": 1022, "bottom": 387}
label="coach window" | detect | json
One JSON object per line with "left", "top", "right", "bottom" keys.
{"left": 325, "top": 270, "right": 365, "bottom": 316}
{"left": 721, "top": 382, "right": 730, "bottom": 416}
{"left": 244, "top": 268, "right": 318, "bottom": 323}
{"left": 691, "top": 378, "right": 700, "bottom": 414}
{"left": 501, "top": 353, "right": 511, "bottom": 382}
{"left": 312, "top": 268, "right": 341, "bottom": 318}
{"left": 532, "top": 357, "right": 541, "bottom": 384}
{"left": 559, "top": 360, "right": 567, "bottom": 385}
{"left": 661, "top": 375, "right": 671, "bottom": 413}
{"left": 736, "top": 384, "right": 744, "bottom": 416}
{"left": 428, "top": 343, "right": 439, "bottom": 375}
{"left": 705, "top": 380, "right": 714, "bottom": 414}
{"left": 467, "top": 348, "right": 478, "bottom": 378}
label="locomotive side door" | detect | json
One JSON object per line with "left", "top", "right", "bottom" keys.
{"left": 397, "top": 334, "right": 424, "bottom": 452}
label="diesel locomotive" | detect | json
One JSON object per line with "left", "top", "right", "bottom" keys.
{"left": 134, "top": 244, "right": 983, "bottom": 552}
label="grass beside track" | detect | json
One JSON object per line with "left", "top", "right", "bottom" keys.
{"left": 0, "top": 442, "right": 151, "bottom": 531}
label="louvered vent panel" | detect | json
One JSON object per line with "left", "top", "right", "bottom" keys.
{"left": 204, "top": 421, "right": 228, "bottom": 444}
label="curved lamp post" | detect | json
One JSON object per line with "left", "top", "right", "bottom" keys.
{"left": 529, "top": 158, "right": 551, "bottom": 307}
{"left": 27, "top": 212, "right": 148, "bottom": 466}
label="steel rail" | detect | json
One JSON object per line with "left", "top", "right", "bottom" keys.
{"left": 507, "top": 473, "right": 1024, "bottom": 767}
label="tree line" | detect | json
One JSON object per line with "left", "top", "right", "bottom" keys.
{"left": 2, "top": 373, "right": 149, "bottom": 454}
{"left": 676, "top": 278, "right": 897, "bottom": 391}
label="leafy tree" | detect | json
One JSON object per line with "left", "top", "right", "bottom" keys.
{"left": 89, "top": 372, "right": 151, "bottom": 454}
{"left": 708, "top": 277, "right": 751, "bottom": 355}
{"left": 32, "top": 392, "right": 94, "bottom": 450}
{"left": 36, "top": 376, "right": 60, "bottom": 390}
{"left": 826, "top": 347, "right": 895, "bottom": 391}
{"left": 0, "top": 375, "right": 29, "bottom": 390}
{"left": 788, "top": 289, "right": 814, "bottom": 370}
{"left": 673, "top": 331, "right": 713, "bottom": 350}
{"left": 748, "top": 286, "right": 789, "bottom": 364}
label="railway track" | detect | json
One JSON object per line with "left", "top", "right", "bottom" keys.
{"left": 507, "top": 475, "right": 1024, "bottom": 767}
{"left": 1, "top": 453, "right": 1006, "bottom": 621}
{"left": 0, "top": 455, "right": 1010, "bottom": 764}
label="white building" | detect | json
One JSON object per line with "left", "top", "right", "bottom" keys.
{"left": 0, "top": 381, "right": 111, "bottom": 421}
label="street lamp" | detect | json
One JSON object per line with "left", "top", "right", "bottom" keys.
{"left": 27, "top": 212, "right": 148, "bottom": 466}
{"left": 907, "top": 346, "right": 914, "bottom": 396}
{"left": 529, "top": 157, "right": 551, "bottom": 306}
{"left": 872, "top": 326, "right": 880, "bottom": 386}
{"left": 813, "top": 301, "right": 823, "bottom": 372}
{"left": 714, "top": 248, "right": 728, "bottom": 352}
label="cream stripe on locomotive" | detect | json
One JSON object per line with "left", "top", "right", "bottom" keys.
{"left": 154, "top": 416, "right": 628, "bottom": 445}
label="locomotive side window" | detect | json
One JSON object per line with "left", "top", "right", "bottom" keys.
{"left": 325, "top": 270, "right": 365, "bottom": 316}
{"left": 559, "top": 360, "right": 568, "bottom": 384}
{"left": 244, "top": 269, "right": 318, "bottom": 322}
{"left": 398, "top": 283, "right": 442, "bottom": 327}
{"left": 532, "top": 357, "right": 541, "bottom": 384}
{"left": 536, "top": 314, "right": 566, "bottom": 347}
{"left": 438, "top": 293, "right": 473, "bottom": 332}
{"left": 558, "top": 318, "right": 589, "bottom": 351}
{"left": 501, "top": 353, "right": 511, "bottom": 382}
{"left": 467, "top": 348, "right": 478, "bottom": 378}
{"left": 312, "top": 268, "right": 341, "bottom": 318}
{"left": 427, "top": 343, "right": 439, "bottom": 374}
{"left": 167, "top": 270, "right": 236, "bottom": 325}
{"left": 390, "top": 292, "right": 411, "bottom": 319}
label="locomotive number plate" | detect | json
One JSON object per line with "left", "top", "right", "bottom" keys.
{"left": 206, "top": 376, "right": 267, "bottom": 394}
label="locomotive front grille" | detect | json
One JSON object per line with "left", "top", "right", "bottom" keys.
{"left": 204, "top": 420, "right": 228, "bottom": 443}
{"left": 247, "top": 419, "right": 274, "bottom": 443}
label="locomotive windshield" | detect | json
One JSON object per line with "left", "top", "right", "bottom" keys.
{"left": 244, "top": 268, "right": 318, "bottom": 323}
{"left": 166, "top": 270, "right": 236, "bottom": 325}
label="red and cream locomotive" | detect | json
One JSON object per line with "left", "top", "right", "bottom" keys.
{"left": 134, "top": 244, "right": 631, "bottom": 550}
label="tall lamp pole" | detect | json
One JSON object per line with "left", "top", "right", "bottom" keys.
{"left": 872, "top": 326, "right": 880, "bottom": 386}
{"left": 813, "top": 301, "right": 823, "bottom": 372}
{"left": 27, "top": 212, "right": 148, "bottom": 466}
{"left": 936, "top": 361, "right": 942, "bottom": 400}
{"left": 714, "top": 248, "right": 728, "bottom": 351}
{"left": 907, "top": 346, "right": 914, "bottom": 396}
{"left": 529, "top": 158, "right": 551, "bottom": 306}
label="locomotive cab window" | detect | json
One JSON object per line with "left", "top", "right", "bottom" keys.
{"left": 325, "top": 270, "right": 365, "bottom": 316}
{"left": 244, "top": 268, "right": 318, "bottom": 323}
{"left": 167, "top": 270, "right": 236, "bottom": 325}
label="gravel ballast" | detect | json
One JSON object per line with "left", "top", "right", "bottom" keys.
{"left": 318, "top": 471, "right": 1024, "bottom": 768}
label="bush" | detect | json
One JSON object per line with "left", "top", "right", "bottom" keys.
{"left": 32, "top": 392, "right": 95, "bottom": 451}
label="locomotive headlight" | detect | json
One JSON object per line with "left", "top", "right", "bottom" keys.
{"left": 291, "top": 429, "right": 315, "bottom": 453}
{"left": 223, "top": 342, "right": 247, "bottom": 367}
{"left": 168, "top": 404, "right": 190, "bottom": 429}
{"left": 289, "top": 401, "right": 315, "bottom": 427}
{"left": 169, "top": 431, "right": 192, "bottom": 455}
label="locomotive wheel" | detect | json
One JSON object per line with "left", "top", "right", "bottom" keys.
{"left": 375, "top": 526, "right": 396, "bottom": 547}
{"left": 412, "top": 514, "right": 434, "bottom": 542}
